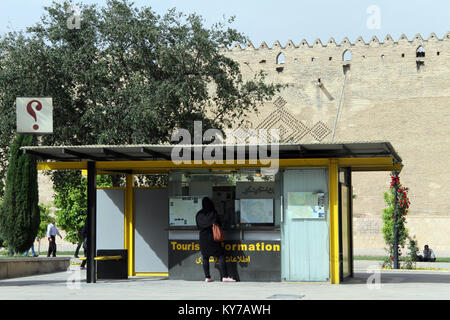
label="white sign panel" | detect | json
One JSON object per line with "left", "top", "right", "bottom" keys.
{"left": 16, "top": 97, "right": 53, "bottom": 134}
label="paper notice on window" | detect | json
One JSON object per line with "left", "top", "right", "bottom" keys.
{"left": 169, "top": 196, "right": 204, "bottom": 226}
{"left": 287, "top": 192, "right": 325, "bottom": 219}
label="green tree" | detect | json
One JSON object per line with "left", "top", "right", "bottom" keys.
{"left": 53, "top": 174, "right": 112, "bottom": 244}
{"left": 0, "top": 198, "right": 4, "bottom": 248}
{"left": 0, "top": 0, "right": 282, "bottom": 196}
{"left": 0, "top": 134, "right": 40, "bottom": 253}
{"left": 0, "top": 0, "right": 281, "bottom": 239}
{"left": 37, "top": 202, "right": 54, "bottom": 239}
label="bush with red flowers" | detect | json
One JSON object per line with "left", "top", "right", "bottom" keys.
{"left": 382, "top": 174, "right": 413, "bottom": 268}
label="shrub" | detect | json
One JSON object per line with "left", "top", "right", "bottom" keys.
{"left": 381, "top": 174, "right": 412, "bottom": 268}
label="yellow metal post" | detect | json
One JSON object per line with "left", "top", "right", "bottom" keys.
{"left": 124, "top": 174, "right": 135, "bottom": 276}
{"left": 329, "top": 160, "right": 340, "bottom": 284}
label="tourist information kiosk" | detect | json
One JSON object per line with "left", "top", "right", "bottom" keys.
{"left": 23, "top": 142, "right": 403, "bottom": 284}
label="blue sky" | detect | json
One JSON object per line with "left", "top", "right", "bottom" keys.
{"left": 1, "top": 0, "right": 449, "bottom": 45}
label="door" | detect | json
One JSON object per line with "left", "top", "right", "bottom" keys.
{"left": 281, "top": 169, "right": 330, "bottom": 282}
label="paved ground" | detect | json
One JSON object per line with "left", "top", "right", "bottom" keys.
{"left": 0, "top": 261, "right": 449, "bottom": 300}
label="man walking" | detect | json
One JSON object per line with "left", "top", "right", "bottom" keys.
{"left": 46, "top": 220, "right": 62, "bottom": 257}
{"left": 79, "top": 219, "right": 88, "bottom": 270}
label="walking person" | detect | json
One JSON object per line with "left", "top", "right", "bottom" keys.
{"left": 46, "top": 220, "right": 62, "bottom": 257}
{"left": 79, "top": 219, "right": 88, "bottom": 270}
{"left": 196, "top": 197, "right": 235, "bottom": 282}
{"left": 74, "top": 242, "right": 82, "bottom": 258}
{"left": 24, "top": 237, "right": 39, "bottom": 257}
{"left": 74, "top": 218, "right": 86, "bottom": 258}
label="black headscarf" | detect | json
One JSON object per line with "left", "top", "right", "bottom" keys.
{"left": 202, "top": 197, "right": 215, "bottom": 212}
{"left": 196, "top": 197, "right": 217, "bottom": 229}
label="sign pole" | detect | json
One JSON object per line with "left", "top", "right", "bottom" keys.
{"left": 393, "top": 171, "right": 399, "bottom": 269}
{"left": 87, "top": 161, "right": 97, "bottom": 283}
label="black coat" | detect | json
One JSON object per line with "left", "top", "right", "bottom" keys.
{"left": 196, "top": 199, "right": 224, "bottom": 257}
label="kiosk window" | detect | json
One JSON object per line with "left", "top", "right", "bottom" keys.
{"left": 168, "top": 170, "right": 280, "bottom": 228}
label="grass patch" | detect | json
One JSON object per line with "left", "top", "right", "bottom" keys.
{"left": 355, "top": 256, "right": 450, "bottom": 263}
{"left": 354, "top": 256, "right": 385, "bottom": 261}
{"left": 382, "top": 265, "right": 450, "bottom": 271}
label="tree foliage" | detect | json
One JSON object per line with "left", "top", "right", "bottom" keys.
{"left": 0, "top": 0, "right": 281, "bottom": 196}
{"left": 37, "top": 202, "right": 54, "bottom": 239}
{"left": 53, "top": 173, "right": 112, "bottom": 244}
{"left": 0, "top": 134, "right": 40, "bottom": 253}
{"left": 0, "top": 0, "right": 281, "bottom": 239}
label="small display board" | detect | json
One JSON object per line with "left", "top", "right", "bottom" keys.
{"left": 240, "top": 199, "right": 274, "bottom": 224}
{"left": 287, "top": 192, "right": 325, "bottom": 219}
{"left": 169, "top": 196, "right": 204, "bottom": 226}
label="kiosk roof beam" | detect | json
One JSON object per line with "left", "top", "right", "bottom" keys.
{"left": 102, "top": 148, "right": 146, "bottom": 161}
{"left": 23, "top": 149, "right": 66, "bottom": 161}
{"left": 62, "top": 148, "right": 105, "bottom": 161}
{"left": 140, "top": 147, "right": 171, "bottom": 160}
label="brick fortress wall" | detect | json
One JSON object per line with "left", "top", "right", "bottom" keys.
{"left": 223, "top": 32, "right": 450, "bottom": 256}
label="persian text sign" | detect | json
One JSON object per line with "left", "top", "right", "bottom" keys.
{"left": 16, "top": 97, "right": 53, "bottom": 134}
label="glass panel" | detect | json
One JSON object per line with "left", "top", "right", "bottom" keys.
{"left": 341, "top": 185, "right": 351, "bottom": 278}
{"left": 168, "top": 169, "right": 281, "bottom": 229}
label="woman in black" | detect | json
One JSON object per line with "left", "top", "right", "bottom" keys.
{"left": 196, "top": 197, "right": 235, "bottom": 282}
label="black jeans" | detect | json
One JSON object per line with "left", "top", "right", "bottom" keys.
{"left": 202, "top": 255, "right": 227, "bottom": 279}
{"left": 417, "top": 255, "right": 436, "bottom": 262}
{"left": 74, "top": 243, "right": 82, "bottom": 257}
{"left": 80, "top": 238, "right": 87, "bottom": 268}
{"left": 47, "top": 236, "right": 56, "bottom": 257}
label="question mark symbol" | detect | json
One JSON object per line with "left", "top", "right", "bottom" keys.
{"left": 27, "top": 100, "right": 42, "bottom": 130}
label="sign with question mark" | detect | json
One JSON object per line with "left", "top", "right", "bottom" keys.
{"left": 16, "top": 97, "right": 53, "bottom": 134}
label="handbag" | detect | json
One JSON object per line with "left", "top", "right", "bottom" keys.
{"left": 212, "top": 223, "right": 225, "bottom": 242}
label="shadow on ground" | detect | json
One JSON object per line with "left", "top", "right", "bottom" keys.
{"left": 346, "top": 272, "right": 450, "bottom": 285}
{"left": 0, "top": 272, "right": 448, "bottom": 288}
{"left": 0, "top": 279, "right": 71, "bottom": 287}
{"left": 0, "top": 275, "right": 169, "bottom": 287}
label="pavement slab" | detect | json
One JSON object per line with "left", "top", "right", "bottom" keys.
{"left": 0, "top": 265, "right": 450, "bottom": 300}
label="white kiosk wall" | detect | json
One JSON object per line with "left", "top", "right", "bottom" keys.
{"left": 134, "top": 188, "right": 169, "bottom": 273}
{"left": 97, "top": 188, "right": 169, "bottom": 273}
{"left": 96, "top": 189, "right": 125, "bottom": 250}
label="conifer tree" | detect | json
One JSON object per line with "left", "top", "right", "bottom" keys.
{"left": 0, "top": 134, "right": 40, "bottom": 253}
